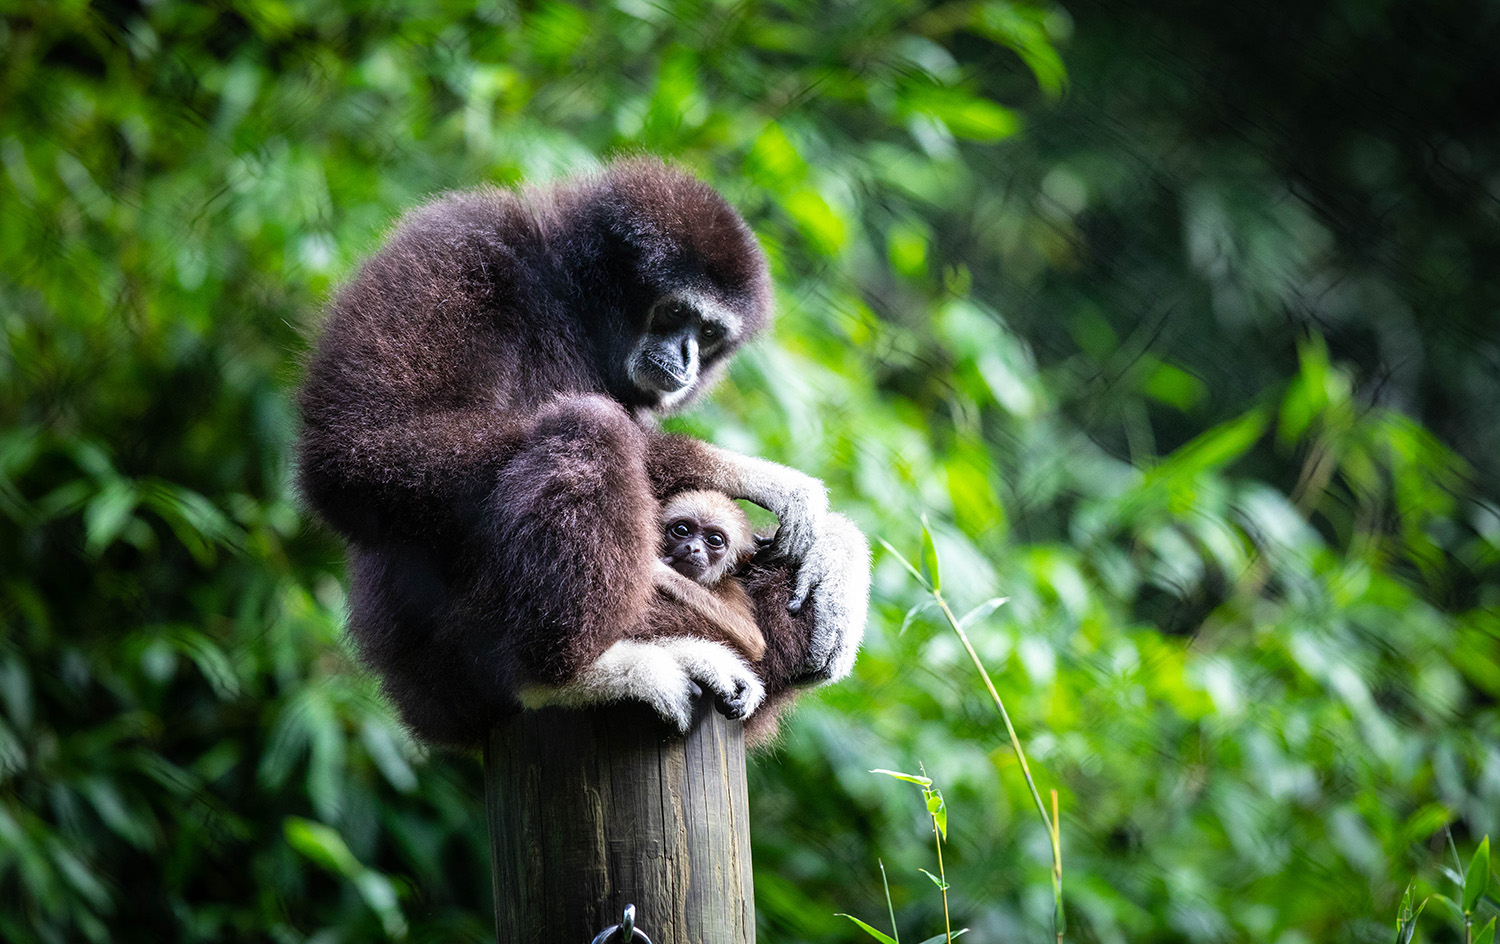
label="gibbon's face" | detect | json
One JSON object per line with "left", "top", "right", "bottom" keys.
{"left": 586, "top": 159, "right": 771, "bottom": 410}
{"left": 661, "top": 508, "right": 738, "bottom": 584}
{"left": 626, "top": 290, "right": 744, "bottom": 411}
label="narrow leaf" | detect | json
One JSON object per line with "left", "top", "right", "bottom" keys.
{"left": 836, "top": 914, "right": 900, "bottom": 944}
{"left": 878, "top": 538, "right": 932, "bottom": 591}
{"left": 1475, "top": 917, "right": 1496, "bottom": 944}
{"left": 1396, "top": 882, "right": 1428, "bottom": 944}
{"left": 352, "top": 870, "right": 409, "bottom": 939}
{"left": 920, "top": 515, "right": 942, "bottom": 592}
{"left": 871, "top": 768, "right": 932, "bottom": 786}
{"left": 171, "top": 628, "right": 241, "bottom": 700}
{"left": 1464, "top": 837, "right": 1491, "bottom": 913}
{"left": 958, "top": 597, "right": 1010, "bottom": 629}
{"left": 901, "top": 600, "right": 937, "bottom": 637}
{"left": 918, "top": 868, "right": 949, "bottom": 890}
{"left": 1397, "top": 916, "right": 1416, "bottom": 944}
{"left": 1431, "top": 893, "right": 1464, "bottom": 921}
{"left": 1409, "top": 895, "right": 1429, "bottom": 928}
{"left": 285, "top": 817, "right": 360, "bottom": 876}
{"left": 915, "top": 930, "right": 969, "bottom": 944}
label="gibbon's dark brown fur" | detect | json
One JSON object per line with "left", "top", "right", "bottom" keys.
{"left": 298, "top": 160, "right": 827, "bottom": 749}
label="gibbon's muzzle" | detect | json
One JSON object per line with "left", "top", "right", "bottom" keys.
{"left": 666, "top": 547, "right": 709, "bottom": 581}
{"left": 637, "top": 334, "right": 696, "bottom": 392}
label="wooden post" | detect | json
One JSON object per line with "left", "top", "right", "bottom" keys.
{"left": 484, "top": 697, "right": 755, "bottom": 943}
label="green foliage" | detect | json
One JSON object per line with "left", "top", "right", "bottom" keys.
{"left": 3, "top": 0, "right": 1499, "bottom": 942}
{"left": 1397, "top": 835, "right": 1494, "bottom": 944}
{"left": 844, "top": 770, "right": 968, "bottom": 944}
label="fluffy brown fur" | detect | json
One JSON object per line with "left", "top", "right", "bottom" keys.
{"left": 297, "top": 159, "right": 865, "bottom": 750}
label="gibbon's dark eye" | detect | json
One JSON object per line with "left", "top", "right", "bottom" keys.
{"left": 670, "top": 522, "right": 692, "bottom": 538}
{"left": 705, "top": 531, "right": 726, "bottom": 548}
{"left": 656, "top": 300, "right": 692, "bottom": 329}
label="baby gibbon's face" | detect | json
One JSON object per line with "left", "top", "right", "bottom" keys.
{"left": 659, "top": 489, "right": 755, "bottom": 586}
{"left": 661, "top": 512, "right": 736, "bottom": 585}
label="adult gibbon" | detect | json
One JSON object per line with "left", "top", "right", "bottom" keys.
{"left": 297, "top": 159, "right": 868, "bottom": 748}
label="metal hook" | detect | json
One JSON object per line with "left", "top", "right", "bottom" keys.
{"left": 590, "top": 904, "right": 653, "bottom": 944}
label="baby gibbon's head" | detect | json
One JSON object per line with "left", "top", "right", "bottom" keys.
{"left": 659, "top": 490, "right": 756, "bottom": 586}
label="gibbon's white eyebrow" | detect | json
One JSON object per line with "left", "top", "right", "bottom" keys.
{"left": 673, "top": 289, "right": 744, "bottom": 338}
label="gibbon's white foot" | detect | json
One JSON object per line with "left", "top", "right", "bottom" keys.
{"left": 519, "top": 637, "right": 764, "bottom": 731}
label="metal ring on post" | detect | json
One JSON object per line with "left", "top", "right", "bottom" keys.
{"left": 591, "top": 904, "right": 654, "bottom": 944}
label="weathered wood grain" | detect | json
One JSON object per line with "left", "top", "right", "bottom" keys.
{"left": 485, "top": 699, "right": 755, "bottom": 943}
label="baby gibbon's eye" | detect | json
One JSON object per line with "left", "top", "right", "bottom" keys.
{"left": 705, "top": 531, "right": 726, "bottom": 548}
{"left": 670, "top": 522, "right": 692, "bottom": 538}
{"left": 701, "top": 322, "right": 724, "bottom": 343}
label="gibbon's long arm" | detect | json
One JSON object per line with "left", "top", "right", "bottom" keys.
{"left": 652, "top": 561, "right": 766, "bottom": 660}
{"left": 298, "top": 410, "right": 526, "bottom": 544}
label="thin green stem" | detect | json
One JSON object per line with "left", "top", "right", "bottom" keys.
{"left": 1051, "top": 790, "right": 1063, "bottom": 944}
{"left": 932, "top": 590, "right": 1063, "bottom": 940}
{"left": 932, "top": 813, "right": 952, "bottom": 944}
{"left": 879, "top": 859, "right": 899, "bottom": 944}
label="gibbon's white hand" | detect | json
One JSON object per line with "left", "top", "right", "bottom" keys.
{"left": 792, "top": 513, "right": 870, "bottom": 684}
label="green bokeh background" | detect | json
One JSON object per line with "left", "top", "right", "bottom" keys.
{"left": 3, "top": 0, "right": 1498, "bottom": 941}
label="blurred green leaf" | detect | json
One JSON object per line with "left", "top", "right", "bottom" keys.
{"left": 837, "top": 913, "right": 901, "bottom": 944}
{"left": 906, "top": 87, "right": 1022, "bottom": 142}
{"left": 1476, "top": 917, "right": 1496, "bottom": 944}
{"left": 286, "top": 817, "right": 408, "bottom": 939}
{"left": 915, "top": 931, "right": 968, "bottom": 944}
{"left": 957, "top": 597, "right": 1009, "bottom": 629}
{"left": 785, "top": 187, "right": 849, "bottom": 255}
{"left": 285, "top": 816, "right": 361, "bottom": 876}
{"left": 1150, "top": 406, "right": 1270, "bottom": 482}
{"left": 83, "top": 480, "right": 137, "bottom": 556}
{"left": 901, "top": 600, "right": 937, "bottom": 636}
{"left": 871, "top": 769, "right": 933, "bottom": 787}
{"left": 1432, "top": 894, "right": 1465, "bottom": 922}
{"left": 1464, "top": 837, "right": 1491, "bottom": 913}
